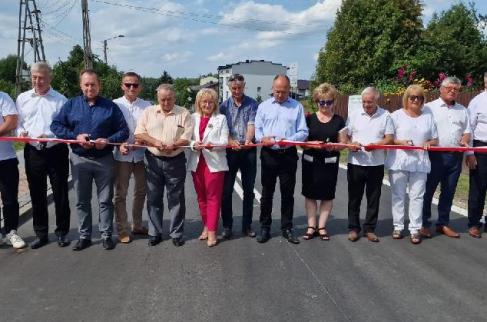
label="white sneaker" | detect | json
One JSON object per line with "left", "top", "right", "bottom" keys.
{"left": 6, "top": 230, "right": 26, "bottom": 249}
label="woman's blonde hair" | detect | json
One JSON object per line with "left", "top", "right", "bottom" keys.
{"left": 195, "top": 88, "right": 219, "bottom": 115}
{"left": 312, "top": 83, "right": 338, "bottom": 102}
{"left": 402, "top": 84, "right": 425, "bottom": 109}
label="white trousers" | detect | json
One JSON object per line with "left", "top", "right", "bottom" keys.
{"left": 389, "top": 170, "right": 427, "bottom": 234}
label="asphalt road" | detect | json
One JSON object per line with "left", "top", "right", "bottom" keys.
{"left": 1, "top": 151, "right": 487, "bottom": 322}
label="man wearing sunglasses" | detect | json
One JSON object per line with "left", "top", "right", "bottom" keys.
{"left": 219, "top": 74, "right": 258, "bottom": 239}
{"left": 422, "top": 76, "right": 471, "bottom": 239}
{"left": 255, "top": 74, "right": 309, "bottom": 244}
{"left": 113, "top": 72, "right": 152, "bottom": 244}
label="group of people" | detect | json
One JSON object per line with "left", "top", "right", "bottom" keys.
{"left": 0, "top": 61, "right": 486, "bottom": 251}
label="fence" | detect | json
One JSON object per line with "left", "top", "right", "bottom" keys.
{"left": 331, "top": 91, "right": 480, "bottom": 120}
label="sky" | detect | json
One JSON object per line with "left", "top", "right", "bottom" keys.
{"left": 0, "top": 0, "right": 486, "bottom": 80}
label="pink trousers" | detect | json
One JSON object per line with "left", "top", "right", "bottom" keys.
{"left": 192, "top": 156, "right": 225, "bottom": 231}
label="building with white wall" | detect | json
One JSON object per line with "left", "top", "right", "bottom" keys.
{"left": 217, "top": 60, "right": 287, "bottom": 102}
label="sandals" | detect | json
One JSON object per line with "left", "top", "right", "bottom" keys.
{"left": 303, "top": 227, "right": 316, "bottom": 240}
{"left": 410, "top": 233, "right": 422, "bottom": 245}
{"left": 392, "top": 230, "right": 403, "bottom": 239}
{"left": 317, "top": 227, "right": 330, "bottom": 241}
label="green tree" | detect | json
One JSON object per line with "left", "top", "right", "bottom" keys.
{"left": 413, "top": 3, "right": 487, "bottom": 87}
{"left": 314, "top": 0, "right": 423, "bottom": 93}
{"left": 173, "top": 77, "right": 198, "bottom": 108}
{"left": 0, "top": 55, "right": 18, "bottom": 83}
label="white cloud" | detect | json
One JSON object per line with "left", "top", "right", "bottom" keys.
{"left": 207, "top": 51, "right": 233, "bottom": 62}
{"left": 162, "top": 51, "right": 193, "bottom": 63}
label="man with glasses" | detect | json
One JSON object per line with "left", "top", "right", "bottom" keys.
{"left": 219, "top": 74, "right": 258, "bottom": 239}
{"left": 113, "top": 72, "right": 152, "bottom": 243}
{"left": 422, "top": 76, "right": 471, "bottom": 238}
{"left": 16, "top": 61, "right": 70, "bottom": 249}
{"left": 464, "top": 72, "right": 487, "bottom": 238}
{"left": 255, "top": 74, "right": 308, "bottom": 244}
{"left": 339, "top": 87, "right": 394, "bottom": 242}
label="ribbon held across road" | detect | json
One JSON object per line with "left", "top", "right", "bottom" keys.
{"left": 1, "top": 136, "right": 486, "bottom": 153}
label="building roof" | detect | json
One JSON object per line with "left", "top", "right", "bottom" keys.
{"left": 217, "top": 59, "right": 287, "bottom": 71}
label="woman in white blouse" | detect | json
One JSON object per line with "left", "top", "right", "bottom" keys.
{"left": 385, "top": 85, "right": 438, "bottom": 244}
{"left": 188, "top": 89, "right": 229, "bottom": 247}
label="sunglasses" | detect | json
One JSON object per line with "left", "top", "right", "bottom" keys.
{"left": 124, "top": 83, "right": 139, "bottom": 89}
{"left": 318, "top": 99, "right": 334, "bottom": 106}
{"left": 228, "top": 74, "right": 244, "bottom": 82}
{"left": 408, "top": 95, "right": 424, "bottom": 102}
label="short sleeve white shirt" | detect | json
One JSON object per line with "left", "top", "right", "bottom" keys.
{"left": 16, "top": 88, "right": 67, "bottom": 149}
{"left": 385, "top": 109, "right": 438, "bottom": 173}
{"left": 468, "top": 91, "right": 487, "bottom": 142}
{"left": 0, "top": 92, "right": 18, "bottom": 161}
{"left": 423, "top": 98, "right": 470, "bottom": 147}
{"left": 342, "top": 107, "right": 394, "bottom": 166}
{"left": 113, "top": 96, "right": 152, "bottom": 162}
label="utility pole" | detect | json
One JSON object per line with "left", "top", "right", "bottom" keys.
{"left": 15, "top": 0, "right": 46, "bottom": 96}
{"left": 102, "top": 35, "right": 124, "bottom": 64}
{"left": 81, "top": 0, "right": 93, "bottom": 69}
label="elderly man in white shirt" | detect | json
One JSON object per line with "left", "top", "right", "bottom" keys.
{"left": 340, "top": 87, "right": 394, "bottom": 242}
{"left": 422, "top": 76, "right": 471, "bottom": 239}
{"left": 113, "top": 72, "right": 152, "bottom": 243}
{"left": 16, "top": 62, "right": 70, "bottom": 249}
{"left": 385, "top": 85, "right": 438, "bottom": 244}
{"left": 465, "top": 72, "right": 487, "bottom": 238}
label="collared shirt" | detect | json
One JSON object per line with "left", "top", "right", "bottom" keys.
{"left": 219, "top": 95, "right": 257, "bottom": 143}
{"left": 423, "top": 97, "right": 470, "bottom": 147}
{"left": 468, "top": 91, "right": 487, "bottom": 142}
{"left": 50, "top": 95, "right": 129, "bottom": 158}
{"left": 0, "top": 92, "right": 17, "bottom": 161}
{"left": 134, "top": 104, "right": 193, "bottom": 157}
{"left": 385, "top": 109, "right": 438, "bottom": 173}
{"left": 342, "top": 107, "right": 394, "bottom": 166}
{"left": 113, "top": 96, "right": 152, "bottom": 162}
{"left": 16, "top": 88, "right": 67, "bottom": 149}
{"left": 254, "top": 96, "right": 308, "bottom": 147}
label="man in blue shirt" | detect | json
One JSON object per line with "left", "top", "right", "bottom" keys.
{"left": 254, "top": 74, "right": 308, "bottom": 244}
{"left": 219, "top": 74, "right": 258, "bottom": 239}
{"left": 51, "top": 69, "right": 129, "bottom": 251}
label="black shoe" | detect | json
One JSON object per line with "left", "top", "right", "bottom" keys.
{"left": 257, "top": 228, "right": 271, "bottom": 243}
{"left": 148, "top": 235, "right": 162, "bottom": 246}
{"left": 57, "top": 235, "right": 70, "bottom": 247}
{"left": 221, "top": 228, "right": 233, "bottom": 240}
{"left": 172, "top": 237, "right": 185, "bottom": 247}
{"left": 72, "top": 239, "right": 92, "bottom": 251}
{"left": 282, "top": 229, "right": 300, "bottom": 244}
{"left": 102, "top": 237, "right": 115, "bottom": 250}
{"left": 242, "top": 227, "right": 256, "bottom": 238}
{"left": 30, "top": 237, "right": 49, "bottom": 249}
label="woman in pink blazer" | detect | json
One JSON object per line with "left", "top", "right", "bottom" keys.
{"left": 188, "top": 89, "right": 229, "bottom": 247}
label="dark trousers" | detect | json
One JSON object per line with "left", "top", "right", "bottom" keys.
{"left": 24, "top": 144, "right": 70, "bottom": 238}
{"left": 422, "top": 151, "right": 462, "bottom": 228}
{"left": 259, "top": 147, "right": 298, "bottom": 230}
{"left": 0, "top": 157, "right": 19, "bottom": 233}
{"left": 347, "top": 163, "right": 384, "bottom": 233}
{"left": 468, "top": 140, "right": 487, "bottom": 228}
{"left": 221, "top": 148, "right": 257, "bottom": 230}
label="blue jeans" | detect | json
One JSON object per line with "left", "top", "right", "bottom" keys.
{"left": 422, "top": 152, "right": 462, "bottom": 228}
{"left": 71, "top": 153, "right": 115, "bottom": 239}
{"left": 221, "top": 148, "right": 257, "bottom": 230}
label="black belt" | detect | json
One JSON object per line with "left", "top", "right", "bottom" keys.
{"left": 263, "top": 146, "right": 296, "bottom": 154}
{"left": 146, "top": 150, "right": 184, "bottom": 161}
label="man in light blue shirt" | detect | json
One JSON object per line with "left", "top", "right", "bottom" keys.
{"left": 254, "top": 74, "right": 308, "bottom": 244}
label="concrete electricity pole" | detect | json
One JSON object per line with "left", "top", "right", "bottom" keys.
{"left": 81, "top": 0, "right": 93, "bottom": 69}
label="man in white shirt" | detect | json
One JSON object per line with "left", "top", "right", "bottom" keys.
{"left": 465, "top": 72, "right": 487, "bottom": 238}
{"left": 0, "top": 92, "right": 26, "bottom": 249}
{"left": 339, "top": 87, "right": 394, "bottom": 242}
{"left": 422, "top": 76, "right": 471, "bottom": 238}
{"left": 16, "top": 62, "right": 70, "bottom": 249}
{"left": 113, "top": 72, "right": 152, "bottom": 243}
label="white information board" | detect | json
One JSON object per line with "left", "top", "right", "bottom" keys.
{"left": 347, "top": 95, "right": 362, "bottom": 117}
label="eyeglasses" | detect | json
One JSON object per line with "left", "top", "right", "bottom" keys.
{"left": 124, "top": 83, "right": 139, "bottom": 89}
{"left": 408, "top": 95, "right": 424, "bottom": 102}
{"left": 318, "top": 99, "right": 334, "bottom": 106}
{"left": 228, "top": 74, "right": 244, "bottom": 82}
{"left": 443, "top": 86, "right": 460, "bottom": 92}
